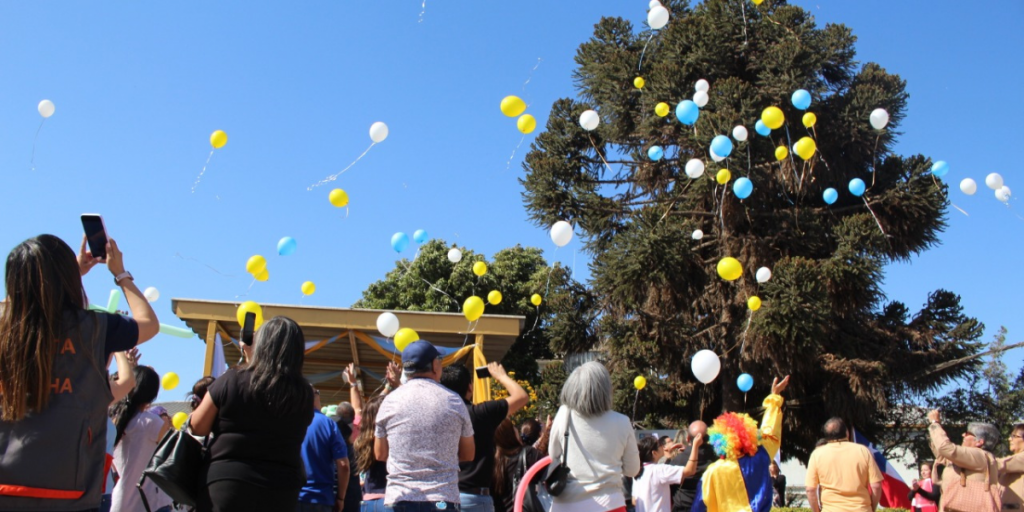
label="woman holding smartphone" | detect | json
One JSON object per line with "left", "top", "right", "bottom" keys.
{"left": 0, "top": 234, "right": 159, "bottom": 512}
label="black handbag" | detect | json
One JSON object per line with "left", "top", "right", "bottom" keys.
{"left": 517, "top": 448, "right": 547, "bottom": 512}
{"left": 543, "top": 413, "right": 573, "bottom": 497}
{"left": 138, "top": 428, "right": 207, "bottom": 511}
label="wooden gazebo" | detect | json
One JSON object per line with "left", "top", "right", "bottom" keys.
{"left": 172, "top": 298, "right": 526, "bottom": 403}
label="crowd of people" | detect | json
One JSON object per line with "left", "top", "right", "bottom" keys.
{"left": 1, "top": 233, "right": 1023, "bottom": 512}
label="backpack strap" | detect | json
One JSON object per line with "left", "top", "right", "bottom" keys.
{"left": 137, "top": 473, "right": 152, "bottom": 512}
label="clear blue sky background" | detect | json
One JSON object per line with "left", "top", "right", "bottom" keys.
{"left": 2, "top": 0, "right": 1021, "bottom": 405}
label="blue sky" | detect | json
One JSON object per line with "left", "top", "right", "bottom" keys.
{"left": 1, "top": 0, "right": 1021, "bottom": 405}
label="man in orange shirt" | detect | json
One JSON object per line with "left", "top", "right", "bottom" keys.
{"left": 805, "top": 418, "right": 883, "bottom": 512}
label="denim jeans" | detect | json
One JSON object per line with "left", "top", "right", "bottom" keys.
{"left": 458, "top": 494, "right": 494, "bottom": 512}
{"left": 385, "top": 501, "right": 461, "bottom": 512}
{"left": 298, "top": 501, "right": 335, "bottom": 512}
{"left": 362, "top": 498, "right": 387, "bottom": 512}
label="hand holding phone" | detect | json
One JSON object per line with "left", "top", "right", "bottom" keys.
{"left": 475, "top": 366, "right": 491, "bottom": 379}
{"left": 81, "top": 214, "right": 108, "bottom": 260}
{"left": 241, "top": 312, "right": 256, "bottom": 345}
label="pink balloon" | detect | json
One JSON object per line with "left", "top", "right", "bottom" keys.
{"left": 514, "top": 455, "right": 552, "bottom": 512}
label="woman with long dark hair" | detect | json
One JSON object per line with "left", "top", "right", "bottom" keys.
{"left": 354, "top": 396, "right": 387, "bottom": 512}
{"left": 109, "top": 365, "right": 173, "bottom": 512}
{"left": 0, "top": 234, "right": 158, "bottom": 511}
{"left": 492, "top": 418, "right": 543, "bottom": 512}
{"left": 190, "top": 316, "right": 314, "bottom": 512}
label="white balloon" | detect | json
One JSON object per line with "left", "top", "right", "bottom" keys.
{"left": 369, "top": 122, "right": 389, "bottom": 143}
{"left": 376, "top": 312, "right": 400, "bottom": 338}
{"left": 732, "top": 125, "right": 748, "bottom": 142}
{"left": 755, "top": 267, "right": 772, "bottom": 283}
{"left": 647, "top": 5, "right": 670, "bottom": 30}
{"left": 648, "top": 0, "right": 661, "bottom": 8}
{"left": 684, "top": 159, "right": 705, "bottom": 179}
{"left": 579, "top": 110, "right": 600, "bottom": 131}
{"left": 710, "top": 149, "right": 725, "bottom": 163}
{"left": 550, "top": 220, "right": 574, "bottom": 247}
{"left": 997, "top": 186, "right": 1012, "bottom": 203}
{"left": 448, "top": 248, "right": 463, "bottom": 263}
{"left": 38, "top": 100, "right": 55, "bottom": 118}
{"left": 695, "top": 79, "right": 710, "bottom": 93}
{"left": 959, "top": 178, "right": 977, "bottom": 196}
{"left": 143, "top": 287, "right": 160, "bottom": 303}
{"left": 692, "top": 229, "right": 704, "bottom": 240}
{"left": 869, "top": 108, "right": 889, "bottom": 130}
{"left": 986, "top": 173, "right": 1004, "bottom": 191}
{"left": 690, "top": 349, "right": 721, "bottom": 384}
{"left": 693, "top": 90, "right": 709, "bottom": 108}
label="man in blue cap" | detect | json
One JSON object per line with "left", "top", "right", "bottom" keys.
{"left": 374, "top": 340, "right": 475, "bottom": 512}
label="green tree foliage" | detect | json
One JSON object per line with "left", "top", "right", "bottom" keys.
{"left": 519, "top": 0, "right": 982, "bottom": 461}
{"left": 354, "top": 239, "right": 595, "bottom": 382}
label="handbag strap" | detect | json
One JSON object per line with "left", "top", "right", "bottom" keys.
{"left": 138, "top": 474, "right": 153, "bottom": 512}
{"left": 560, "top": 412, "right": 572, "bottom": 467}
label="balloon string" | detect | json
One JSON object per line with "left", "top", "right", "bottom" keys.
{"left": 632, "top": 389, "right": 640, "bottom": 423}
{"left": 739, "top": 0, "right": 749, "bottom": 45}
{"left": 418, "top": 0, "right": 426, "bottom": 22}
{"left": 522, "top": 58, "right": 542, "bottom": 95}
{"left": 30, "top": 119, "right": 45, "bottom": 171}
{"left": 174, "top": 252, "right": 238, "bottom": 278}
{"left": 505, "top": 134, "right": 526, "bottom": 172}
{"left": 870, "top": 133, "right": 882, "bottom": 187}
{"left": 308, "top": 142, "right": 376, "bottom": 190}
{"left": 587, "top": 134, "right": 615, "bottom": 175}
{"left": 739, "top": 311, "right": 752, "bottom": 358}
{"left": 233, "top": 277, "right": 257, "bottom": 299}
{"left": 397, "top": 258, "right": 460, "bottom": 309}
{"left": 637, "top": 33, "right": 655, "bottom": 72}
{"left": 192, "top": 150, "right": 215, "bottom": 193}
{"left": 862, "top": 196, "right": 889, "bottom": 238}
{"left": 783, "top": 124, "right": 801, "bottom": 192}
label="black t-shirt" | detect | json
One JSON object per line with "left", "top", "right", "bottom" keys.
{"left": 204, "top": 368, "right": 314, "bottom": 488}
{"left": 458, "top": 399, "right": 510, "bottom": 492}
{"left": 104, "top": 313, "right": 139, "bottom": 361}
{"left": 494, "top": 445, "right": 542, "bottom": 512}
{"left": 363, "top": 460, "right": 388, "bottom": 496}
{"left": 669, "top": 443, "right": 717, "bottom": 512}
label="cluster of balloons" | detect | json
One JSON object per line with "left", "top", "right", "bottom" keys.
{"left": 391, "top": 229, "right": 430, "bottom": 253}
{"left": 378, "top": 312, "right": 425, "bottom": 354}
{"left": 960, "top": 172, "right": 1011, "bottom": 203}
{"left": 647, "top": 1, "right": 670, "bottom": 30}
{"left": 501, "top": 96, "right": 536, "bottom": 135}
{"left": 246, "top": 254, "right": 270, "bottom": 282}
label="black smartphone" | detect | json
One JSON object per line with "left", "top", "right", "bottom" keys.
{"left": 475, "top": 366, "right": 491, "bottom": 379}
{"left": 81, "top": 214, "right": 108, "bottom": 259}
{"left": 241, "top": 312, "right": 255, "bottom": 345}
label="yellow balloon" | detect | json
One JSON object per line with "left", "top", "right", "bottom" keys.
{"left": 161, "top": 372, "right": 179, "bottom": 391}
{"left": 487, "top": 290, "right": 503, "bottom": 305}
{"left": 752, "top": 0, "right": 764, "bottom": 5}
{"left": 473, "top": 261, "right": 488, "bottom": 277}
{"left": 802, "top": 112, "right": 817, "bottom": 128}
{"left": 634, "top": 77, "right": 646, "bottom": 89}
{"left": 210, "top": 130, "right": 228, "bottom": 149}
{"left": 655, "top": 102, "right": 670, "bottom": 117}
{"left": 748, "top": 296, "right": 762, "bottom": 311}
{"left": 634, "top": 375, "right": 647, "bottom": 390}
{"left": 464, "top": 296, "right": 485, "bottom": 322}
{"left": 329, "top": 189, "right": 349, "bottom": 208}
{"left": 301, "top": 281, "right": 316, "bottom": 296}
{"left": 716, "top": 169, "right": 731, "bottom": 185}
{"left": 246, "top": 255, "right": 267, "bottom": 275}
{"left": 254, "top": 269, "right": 269, "bottom": 282}
{"left": 794, "top": 136, "right": 817, "bottom": 160}
{"left": 717, "top": 257, "right": 743, "bottom": 281}
{"left": 171, "top": 412, "right": 188, "bottom": 430}
{"left": 517, "top": 114, "right": 537, "bottom": 134}
{"left": 500, "top": 95, "right": 526, "bottom": 118}
{"left": 394, "top": 328, "right": 419, "bottom": 351}
{"left": 761, "top": 106, "right": 785, "bottom": 130}
{"left": 236, "top": 301, "right": 264, "bottom": 329}
{"left": 530, "top": 294, "right": 542, "bottom": 306}
{"left": 775, "top": 146, "right": 789, "bottom": 161}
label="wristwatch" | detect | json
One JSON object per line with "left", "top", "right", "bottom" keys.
{"left": 114, "top": 271, "right": 133, "bottom": 285}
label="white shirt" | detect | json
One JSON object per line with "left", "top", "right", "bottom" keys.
{"left": 112, "top": 411, "right": 173, "bottom": 512}
{"left": 548, "top": 406, "right": 641, "bottom": 509}
{"left": 633, "top": 463, "right": 684, "bottom": 512}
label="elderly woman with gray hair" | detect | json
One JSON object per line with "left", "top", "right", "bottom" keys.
{"left": 925, "top": 409, "right": 1003, "bottom": 511}
{"left": 548, "top": 362, "right": 641, "bottom": 512}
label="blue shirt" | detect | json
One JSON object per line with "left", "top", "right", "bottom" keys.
{"left": 299, "top": 411, "right": 348, "bottom": 504}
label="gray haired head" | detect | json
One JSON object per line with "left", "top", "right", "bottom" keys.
{"left": 968, "top": 422, "right": 1000, "bottom": 452}
{"left": 559, "top": 361, "right": 613, "bottom": 417}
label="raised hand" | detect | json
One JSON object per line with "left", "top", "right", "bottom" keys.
{"left": 771, "top": 375, "right": 791, "bottom": 395}
{"left": 78, "top": 235, "right": 105, "bottom": 276}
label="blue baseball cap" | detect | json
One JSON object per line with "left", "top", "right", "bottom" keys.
{"left": 402, "top": 340, "right": 442, "bottom": 372}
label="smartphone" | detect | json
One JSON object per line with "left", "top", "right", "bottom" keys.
{"left": 81, "top": 214, "right": 108, "bottom": 259}
{"left": 241, "top": 312, "right": 255, "bottom": 345}
{"left": 475, "top": 366, "right": 491, "bottom": 379}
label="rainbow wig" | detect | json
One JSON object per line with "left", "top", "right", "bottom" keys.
{"left": 708, "top": 412, "right": 760, "bottom": 460}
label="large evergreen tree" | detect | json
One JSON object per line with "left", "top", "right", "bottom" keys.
{"left": 520, "top": 0, "right": 982, "bottom": 461}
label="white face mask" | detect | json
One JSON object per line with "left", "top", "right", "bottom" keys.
{"left": 400, "top": 371, "right": 409, "bottom": 385}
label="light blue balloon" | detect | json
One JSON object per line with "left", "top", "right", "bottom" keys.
{"left": 277, "top": 236, "right": 297, "bottom": 256}
{"left": 413, "top": 229, "right": 429, "bottom": 243}
{"left": 931, "top": 160, "right": 949, "bottom": 178}
{"left": 791, "top": 89, "right": 812, "bottom": 110}
{"left": 737, "top": 373, "right": 754, "bottom": 393}
{"left": 648, "top": 146, "right": 664, "bottom": 161}
{"left": 733, "top": 177, "right": 753, "bottom": 199}
{"left": 823, "top": 188, "right": 839, "bottom": 205}
{"left": 849, "top": 178, "right": 866, "bottom": 197}
{"left": 755, "top": 120, "right": 771, "bottom": 136}
{"left": 710, "top": 135, "right": 733, "bottom": 158}
{"left": 675, "top": 100, "right": 700, "bottom": 125}
{"left": 391, "top": 232, "right": 410, "bottom": 252}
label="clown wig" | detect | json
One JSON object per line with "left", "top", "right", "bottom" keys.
{"left": 708, "top": 412, "right": 760, "bottom": 460}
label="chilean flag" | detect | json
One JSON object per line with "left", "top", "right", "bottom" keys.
{"left": 853, "top": 428, "right": 913, "bottom": 509}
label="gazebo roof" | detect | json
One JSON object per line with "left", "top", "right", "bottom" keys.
{"left": 171, "top": 298, "right": 525, "bottom": 400}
